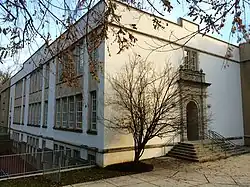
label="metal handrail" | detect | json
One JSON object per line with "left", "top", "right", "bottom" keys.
{"left": 163, "top": 130, "right": 181, "bottom": 154}
{"left": 165, "top": 130, "right": 181, "bottom": 145}
{"left": 204, "top": 130, "right": 239, "bottom": 156}
{"left": 208, "top": 130, "right": 236, "bottom": 147}
{"left": 204, "top": 130, "right": 227, "bottom": 156}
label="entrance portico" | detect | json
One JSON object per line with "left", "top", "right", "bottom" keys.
{"left": 178, "top": 67, "right": 211, "bottom": 142}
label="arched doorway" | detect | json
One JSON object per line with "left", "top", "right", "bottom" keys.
{"left": 186, "top": 101, "right": 199, "bottom": 141}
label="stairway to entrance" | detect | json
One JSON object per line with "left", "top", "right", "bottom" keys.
{"left": 167, "top": 130, "right": 249, "bottom": 162}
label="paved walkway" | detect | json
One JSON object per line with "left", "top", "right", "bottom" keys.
{"left": 65, "top": 154, "right": 250, "bottom": 187}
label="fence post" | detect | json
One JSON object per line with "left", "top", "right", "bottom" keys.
{"left": 42, "top": 161, "right": 45, "bottom": 176}
{"left": 23, "top": 154, "right": 26, "bottom": 175}
{"left": 58, "top": 151, "right": 62, "bottom": 183}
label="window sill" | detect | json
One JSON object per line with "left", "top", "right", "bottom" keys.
{"left": 53, "top": 126, "right": 83, "bottom": 133}
{"left": 87, "top": 130, "right": 97, "bottom": 135}
{"left": 27, "top": 124, "right": 40, "bottom": 127}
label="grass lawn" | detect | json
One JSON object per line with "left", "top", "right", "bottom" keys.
{"left": 0, "top": 162, "right": 153, "bottom": 187}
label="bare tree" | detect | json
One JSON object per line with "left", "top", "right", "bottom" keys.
{"left": 106, "top": 54, "right": 187, "bottom": 162}
{"left": 0, "top": 0, "right": 248, "bottom": 83}
{"left": 0, "top": 66, "right": 13, "bottom": 84}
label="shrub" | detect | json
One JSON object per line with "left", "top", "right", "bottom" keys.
{"left": 105, "top": 161, "right": 154, "bottom": 173}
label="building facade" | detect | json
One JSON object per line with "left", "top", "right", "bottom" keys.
{"left": 7, "top": 0, "right": 249, "bottom": 167}
{"left": 0, "top": 79, "right": 10, "bottom": 129}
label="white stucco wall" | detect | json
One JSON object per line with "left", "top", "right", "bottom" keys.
{"left": 199, "top": 54, "right": 244, "bottom": 142}
{"left": 103, "top": 1, "right": 244, "bottom": 165}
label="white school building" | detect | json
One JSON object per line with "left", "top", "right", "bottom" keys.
{"left": 8, "top": 0, "right": 250, "bottom": 167}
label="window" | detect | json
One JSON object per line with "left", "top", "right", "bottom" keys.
{"left": 76, "top": 95, "right": 82, "bottom": 129}
{"left": 59, "top": 145, "right": 64, "bottom": 156}
{"left": 90, "top": 91, "right": 97, "bottom": 131}
{"left": 37, "top": 102, "right": 41, "bottom": 125}
{"left": 13, "top": 106, "right": 21, "bottom": 124}
{"left": 73, "top": 150, "right": 80, "bottom": 159}
{"left": 22, "top": 105, "right": 25, "bottom": 124}
{"left": 33, "top": 103, "right": 37, "bottom": 125}
{"left": 53, "top": 143, "right": 59, "bottom": 165}
{"left": 74, "top": 45, "right": 84, "bottom": 75}
{"left": 28, "top": 104, "right": 31, "bottom": 124}
{"left": 184, "top": 49, "right": 198, "bottom": 71}
{"left": 56, "top": 99, "right": 61, "bottom": 127}
{"left": 37, "top": 69, "right": 41, "bottom": 91}
{"left": 15, "top": 81, "right": 23, "bottom": 98}
{"left": 36, "top": 138, "right": 39, "bottom": 148}
{"left": 62, "top": 98, "right": 68, "bottom": 128}
{"left": 28, "top": 103, "right": 41, "bottom": 126}
{"left": 23, "top": 78, "right": 26, "bottom": 96}
{"left": 88, "top": 154, "right": 96, "bottom": 164}
{"left": 34, "top": 73, "right": 37, "bottom": 92}
{"left": 45, "top": 63, "right": 50, "bottom": 88}
{"left": 57, "top": 59, "right": 63, "bottom": 83}
{"left": 29, "top": 69, "right": 43, "bottom": 93}
{"left": 66, "top": 148, "right": 71, "bottom": 157}
{"left": 44, "top": 101, "right": 48, "bottom": 126}
{"left": 21, "top": 134, "right": 23, "bottom": 141}
{"left": 42, "top": 140, "right": 46, "bottom": 149}
{"left": 55, "top": 95, "right": 83, "bottom": 130}
{"left": 69, "top": 96, "right": 75, "bottom": 128}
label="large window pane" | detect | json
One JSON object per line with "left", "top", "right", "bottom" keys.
{"left": 56, "top": 99, "right": 61, "bottom": 127}
{"left": 44, "top": 101, "right": 48, "bottom": 126}
{"left": 76, "top": 95, "right": 82, "bottom": 129}
{"left": 90, "top": 91, "right": 97, "bottom": 130}
{"left": 62, "top": 98, "right": 68, "bottom": 127}
{"left": 69, "top": 96, "right": 75, "bottom": 128}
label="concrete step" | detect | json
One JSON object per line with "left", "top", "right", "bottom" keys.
{"left": 178, "top": 142, "right": 194, "bottom": 147}
{"left": 171, "top": 147, "right": 197, "bottom": 155}
{"left": 173, "top": 145, "right": 196, "bottom": 152}
{"left": 167, "top": 152, "right": 199, "bottom": 162}
{"left": 168, "top": 150, "right": 198, "bottom": 159}
{"left": 229, "top": 149, "right": 249, "bottom": 156}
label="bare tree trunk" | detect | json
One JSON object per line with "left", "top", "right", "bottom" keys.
{"left": 134, "top": 140, "right": 141, "bottom": 163}
{"left": 134, "top": 142, "right": 145, "bottom": 163}
{"left": 134, "top": 150, "right": 140, "bottom": 163}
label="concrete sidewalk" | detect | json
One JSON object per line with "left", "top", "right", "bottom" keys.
{"left": 64, "top": 154, "right": 250, "bottom": 187}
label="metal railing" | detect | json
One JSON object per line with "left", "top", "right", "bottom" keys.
{"left": 0, "top": 150, "right": 92, "bottom": 180}
{"left": 0, "top": 125, "right": 9, "bottom": 136}
{"left": 163, "top": 130, "right": 181, "bottom": 154}
{"left": 204, "top": 130, "right": 238, "bottom": 157}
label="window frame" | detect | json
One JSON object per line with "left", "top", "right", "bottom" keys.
{"left": 55, "top": 94, "right": 83, "bottom": 130}
{"left": 56, "top": 99, "right": 61, "bottom": 128}
{"left": 76, "top": 94, "right": 83, "bottom": 129}
{"left": 90, "top": 91, "right": 97, "bottom": 131}
{"left": 68, "top": 96, "right": 75, "bottom": 129}
{"left": 44, "top": 101, "right": 48, "bottom": 127}
{"left": 62, "top": 97, "right": 68, "bottom": 128}
{"left": 45, "top": 63, "right": 50, "bottom": 88}
{"left": 184, "top": 48, "right": 198, "bottom": 71}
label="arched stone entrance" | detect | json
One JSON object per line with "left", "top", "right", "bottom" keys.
{"left": 186, "top": 101, "right": 199, "bottom": 141}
